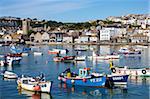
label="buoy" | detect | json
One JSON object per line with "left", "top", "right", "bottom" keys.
{"left": 62, "top": 78, "right": 66, "bottom": 82}
{"left": 83, "top": 78, "right": 87, "bottom": 82}
{"left": 58, "top": 76, "right": 62, "bottom": 80}
{"left": 119, "top": 70, "right": 121, "bottom": 73}
{"left": 33, "top": 85, "right": 41, "bottom": 91}
{"left": 71, "top": 79, "right": 75, "bottom": 84}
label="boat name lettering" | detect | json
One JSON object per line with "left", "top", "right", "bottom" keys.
{"left": 112, "top": 77, "right": 123, "bottom": 80}
{"left": 90, "top": 78, "right": 102, "bottom": 82}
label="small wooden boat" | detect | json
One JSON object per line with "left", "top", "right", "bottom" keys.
{"left": 74, "top": 46, "right": 88, "bottom": 51}
{"left": 118, "top": 47, "right": 142, "bottom": 56}
{"left": 110, "top": 66, "right": 150, "bottom": 77}
{"left": 0, "top": 54, "right": 22, "bottom": 66}
{"left": 58, "top": 68, "right": 106, "bottom": 87}
{"left": 3, "top": 71, "right": 18, "bottom": 79}
{"left": 48, "top": 50, "right": 59, "bottom": 54}
{"left": 17, "top": 75, "right": 52, "bottom": 93}
{"left": 22, "top": 47, "right": 31, "bottom": 52}
{"left": 22, "top": 53, "right": 29, "bottom": 56}
{"left": 33, "top": 52, "right": 43, "bottom": 56}
{"left": 48, "top": 49, "right": 68, "bottom": 55}
{"left": 6, "top": 56, "right": 22, "bottom": 65}
{"left": 53, "top": 56, "right": 64, "bottom": 62}
{"left": 63, "top": 56, "right": 75, "bottom": 63}
{"left": 7, "top": 53, "right": 22, "bottom": 57}
{"left": 75, "top": 56, "right": 86, "bottom": 61}
{"left": 88, "top": 52, "right": 120, "bottom": 60}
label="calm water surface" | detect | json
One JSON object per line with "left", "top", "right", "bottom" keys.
{"left": 0, "top": 45, "right": 149, "bottom": 99}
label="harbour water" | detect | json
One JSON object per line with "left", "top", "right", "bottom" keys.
{"left": 0, "top": 45, "right": 149, "bottom": 99}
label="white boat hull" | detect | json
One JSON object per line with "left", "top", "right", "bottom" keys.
{"left": 22, "top": 53, "right": 29, "bottom": 56}
{"left": 17, "top": 76, "right": 52, "bottom": 93}
{"left": 3, "top": 71, "right": 18, "bottom": 79}
{"left": 75, "top": 56, "right": 86, "bottom": 61}
{"left": 111, "top": 67, "right": 150, "bottom": 77}
{"left": 33, "top": 52, "right": 43, "bottom": 56}
{"left": 19, "top": 82, "right": 52, "bottom": 93}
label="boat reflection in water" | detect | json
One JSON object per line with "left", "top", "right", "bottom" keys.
{"left": 129, "top": 76, "right": 150, "bottom": 85}
{"left": 58, "top": 83, "right": 106, "bottom": 97}
{"left": 58, "top": 83, "right": 128, "bottom": 98}
{"left": 17, "top": 87, "right": 52, "bottom": 99}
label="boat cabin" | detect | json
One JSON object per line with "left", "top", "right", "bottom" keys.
{"left": 79, "top": 68, "right": 91, "bottom": 78}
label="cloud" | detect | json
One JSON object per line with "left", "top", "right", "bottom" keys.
{"left": 0, "top": 0, "right": 95, "bottom": 17}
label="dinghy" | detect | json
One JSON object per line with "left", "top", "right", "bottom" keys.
{"left": 88, "top": 52, "right": 120, "bottom": 60}
{"left": 75, "top": 56, "right": 86, "bottom": 61}
{"left": 33, "top": 52, "right": 43, "bottom": 56}
{"left": 3, "top": 71, "right": 18, "bottom": 79}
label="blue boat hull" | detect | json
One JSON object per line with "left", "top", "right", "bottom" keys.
{"left": 108, "top": 75, "right": 129, "bottom": 85}
{"left": 59, "top": 76, "right": 106, "bottom": 87}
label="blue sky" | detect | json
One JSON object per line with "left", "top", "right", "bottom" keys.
{"left": 0, "top": 0, "right": 149, "bottom": 22}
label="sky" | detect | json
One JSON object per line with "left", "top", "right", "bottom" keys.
{"left": 0, "top": 0, "right": 149, "bottom": 22}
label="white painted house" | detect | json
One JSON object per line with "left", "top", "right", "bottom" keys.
{"left": 130, "top": 33, "right": 148, "bottom": 43}
{"left": 34, "top": 32, "right": 42, "bottom": 43}
{"left": 100, "top": 28, "right": 113, "bottom": 41}
{"left": 63, "top": 34, "right": 73, "bottom": 43}
{"left": 79, "top": 35, "right": 89, "bottom": 43}
{"left": 42, "top": 32, "right": 50, "bottom": 42}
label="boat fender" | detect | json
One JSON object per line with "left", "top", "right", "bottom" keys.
{"left": 58, "top": 76, "right": 62, "bottom": 80}
{"left": 62, "top": 78, "right": 66, "bottom": 82}
{"left": 83, "top": 78, "right": 87, "bottom": 82}
{"left": 136, "top": 71, "right": 138, "bottom": 76}
{"left": 111, "top": 68, "right": 116, "bottom": 73}
{"left": 142, "top": 70, "right": 146, "bottom": 74}
{"left": 124, "top": 70, "right": 126, "bottom": 74}
{"left": 119, "top": 70, "right": 121, "bottom": 73}
{"left": 33, "top": 85, "right": 41, "bottom": 91}
{"left": 71, "top": 80, "right": 75, "bottom": 83}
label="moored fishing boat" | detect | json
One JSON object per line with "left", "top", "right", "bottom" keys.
{"left": 74, "top": 46, "right": 88, "bottom": 51}
{"left": 53, "top": 56, "right": 64, "bottom": 62}
{"left": 111, "top": 66, "right": 150, "bottom": 77}
{"left": 58, "top": 68, "right": 106, "bottom": 87}
{"left": 6, "top": 55, "right": 22, "bottom": 65}
{"left": 75, "top": 56, "right": 86, "bottom": 61}
{"left": 48, "top": 49, "right": 69, "bottom": 55}
{"left": 109, "top": 61, "right": 150, "bottom": 77}
{"left": 7, "top": 53, "right": 22, "bottom": 57}
{"left": 21, "top": 53, "right": 29, "bottom": 56}
{"left": 17, "top": 74, "right": 53, "bottom": 93}
{"left": 118, "top": 47, "right": 142, "bottom": 56}
{"left": 91, "top": 72, "right": 129, "bottom": 85}
{"left": 63, "top": 56, "right": 75, "bottom": 63}
{"left": 107, "top": 74, "right": 129, "bottom": 85}
{"left": 3, "top": 71, "right": 18, "bottom": 79}
{"left": 33, "top": 52, "right": 43, "bottom": 56}
{"left": 88, "top": 52, "right": 120, "bottom": 60}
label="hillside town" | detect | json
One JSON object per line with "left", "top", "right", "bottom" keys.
{"left": 0, "top": 14, "right": 150, "bottom": 45}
